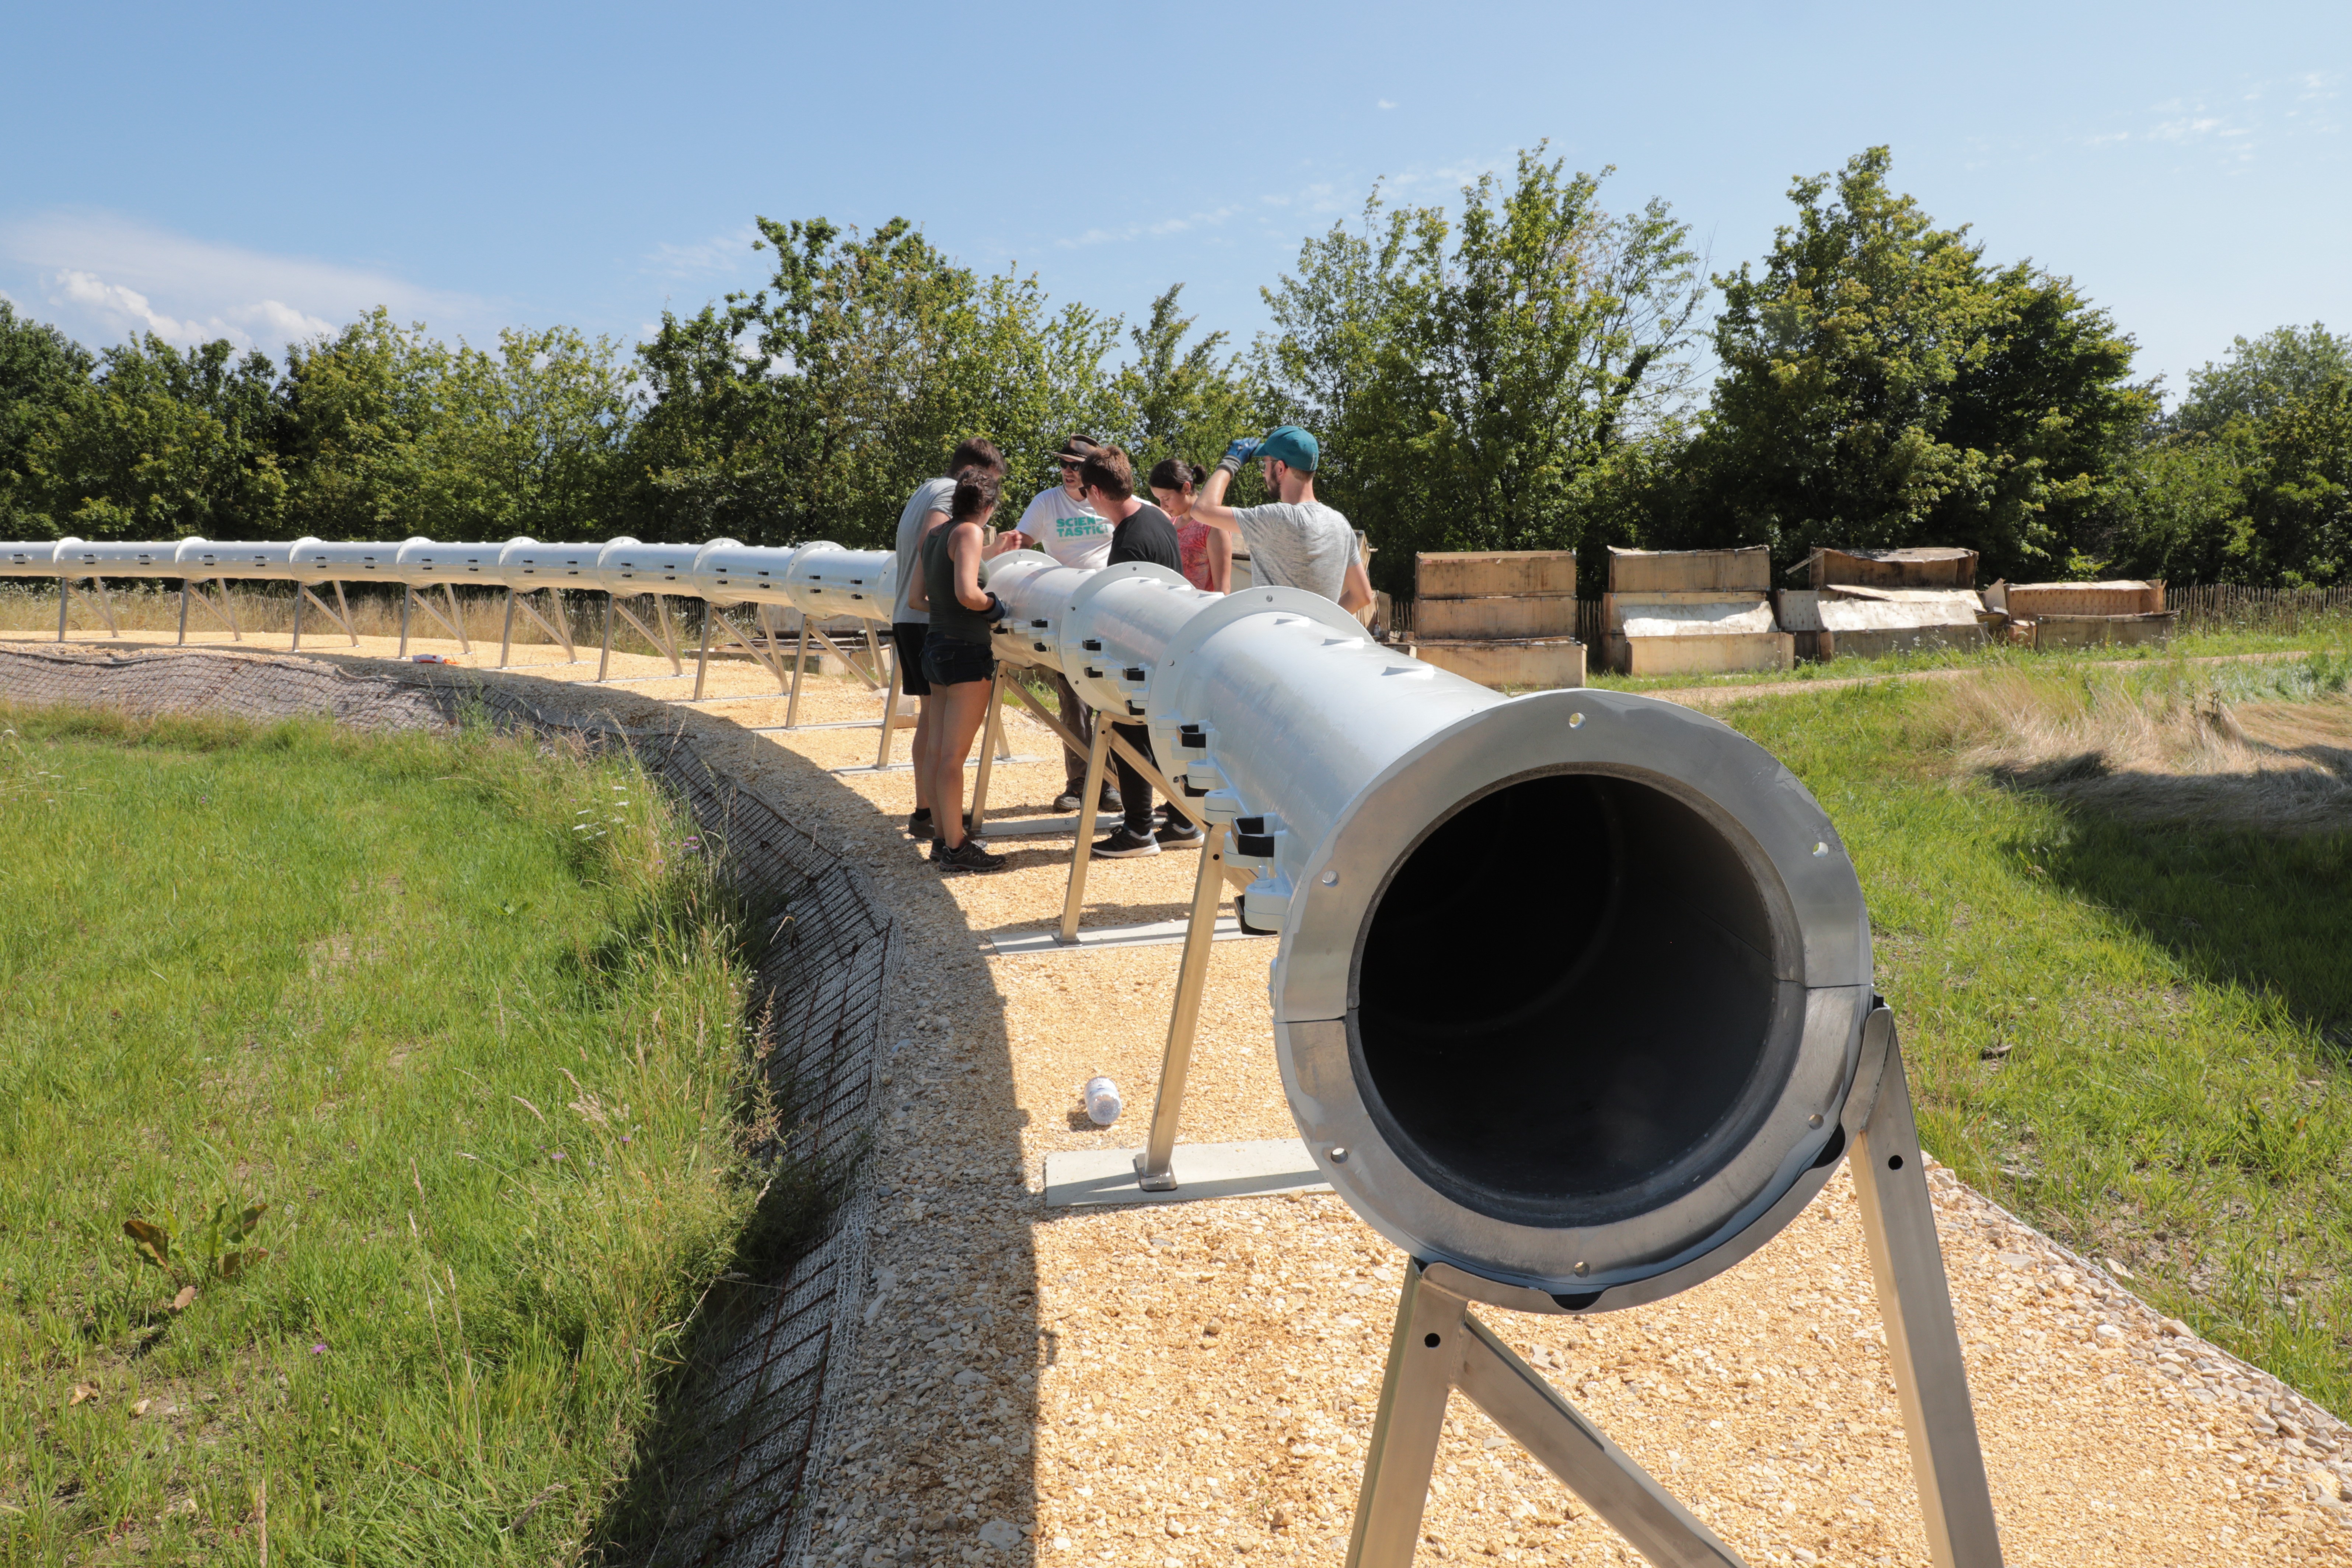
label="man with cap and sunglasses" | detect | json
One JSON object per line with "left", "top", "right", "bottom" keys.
{"left": 1187, "top": 425, "right": 1374, "bottom": 612}
{"left": 991, "top": 434, "right": 1122, "bottom": 814}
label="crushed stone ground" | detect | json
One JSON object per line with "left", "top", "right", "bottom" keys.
{"left": 10, "top": 624, "right": 2352, "bottom": 1567}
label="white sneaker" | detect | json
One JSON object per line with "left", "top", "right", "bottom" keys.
{"left": 1092, "top": 825, "right": 1162, "bottom": 858}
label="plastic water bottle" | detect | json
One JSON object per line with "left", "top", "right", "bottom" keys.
{"left": 1084, "top": 1076, "right": 1123, "bottom": 1127}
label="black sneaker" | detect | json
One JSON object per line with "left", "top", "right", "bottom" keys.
{"left": 1093, "top": 824, "right": 1161, "bottom": 858}
{"left": 938, "top": 838, "right": 1010, "bottom": 874}
{"left": 1100, "top": 786, "right": 1125, "bottom": 813}
{"left": 907, "top": 809, "right": 936, "bottom": 841}
{"left": 1154, "top": 820, "right": 1204, "bottom": 848}
{"left": 927, "top": 834, "right": 951, "bottom": 863}
{"left": 1051, "top": 790, "right": 1083, "bottom": 813}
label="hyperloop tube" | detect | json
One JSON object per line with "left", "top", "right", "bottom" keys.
{"left": 0, "top": 531, "right": 1871, "bottom": 1309}
{"left": 1130, "top": 597, "right": 1872, "bottom": 1301}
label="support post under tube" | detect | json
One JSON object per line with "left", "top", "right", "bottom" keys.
{"left": 498, "top": 588, "right": 518, "bottom": 667}
{"left": 964, "top": 664, "right": 1007, "bottom": 823}
{"left": 691, "top": 602, "right": 715, "bottom": 700}
{"left": 596, "top": 593, "right": 615, "bottom": 681}
{"left": 783, "top": 615, "right": 812, "bottom": 729}
{"left": 872, "top": 633, "right": 906, "bottom": 772}
{"left": 1134, "top": 822, "right": 1231, "bottom": 1191}
{"left": 398, "top": 586, "right": 412, "bottom": 657}
{"left": 1056, "top": 718, "right": 1117, "bottom": 944}
{"left": 177, "top": 581, "right": 191, "bottom": 646}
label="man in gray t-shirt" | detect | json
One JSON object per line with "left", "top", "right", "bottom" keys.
{"left": 1189, "top": 425, "right": 1373, "bottom": 612}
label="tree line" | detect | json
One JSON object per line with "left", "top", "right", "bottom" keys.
{"left": 3, "top": 147, "right": 2346, "bottom": 594}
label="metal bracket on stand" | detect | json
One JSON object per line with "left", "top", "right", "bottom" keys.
{"left": 176, "top": 577, "right": 242, "bottom": 646}
{"left": 54, "top": 574, "right": 121, "bottom": 642}
{"left": 1343, "top": 1009, "right": 2004, "bottom": 1568}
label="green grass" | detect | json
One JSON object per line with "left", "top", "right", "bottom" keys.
{"left": 0, "top": 708, "right": 779, "bottom": 1564}
{"left": 1706, "top": 649, "right": 2352, "bottom": 1411}
{"left": 1583, "top": 619, "right": 2352, "bottom": 694}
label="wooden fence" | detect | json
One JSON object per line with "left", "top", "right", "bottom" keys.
{"left": 2168, "top": 583, "right": 2352, "bottom": 631}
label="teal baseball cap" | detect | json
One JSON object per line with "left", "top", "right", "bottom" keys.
{"left": 1256, "top": 425, "right": 1319, "bottom": 472}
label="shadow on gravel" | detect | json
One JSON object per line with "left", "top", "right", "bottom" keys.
{"left": 2001, "top": 776, "right": 2352, "bottom": 1052}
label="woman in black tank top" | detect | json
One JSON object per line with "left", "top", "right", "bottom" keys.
{"left": 906, "top": 469, "right": 1011, "bottom": 873}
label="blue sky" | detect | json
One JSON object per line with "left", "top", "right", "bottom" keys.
{"left": 3, "top": 0, "right": 2344, "bottom": 407}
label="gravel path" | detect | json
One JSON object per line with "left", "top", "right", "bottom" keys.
{"left": 11, "top": 626, "right": 2351, "bottom": 1567}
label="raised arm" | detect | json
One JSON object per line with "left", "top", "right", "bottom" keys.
{"left": 1187, "top": 437, "right": 1261, "bottom": 534}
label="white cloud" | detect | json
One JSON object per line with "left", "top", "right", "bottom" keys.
{"left": 1377, "top": 99, "right": 1397, "bottom": 110}
{"left": 0, "top": 209, "right": 492, "bottom": 355}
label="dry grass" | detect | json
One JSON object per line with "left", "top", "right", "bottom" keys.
{"left": 1923, "top": 659, "right": 2352, "bottom": 832}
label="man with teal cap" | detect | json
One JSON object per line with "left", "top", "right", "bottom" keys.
{"left": 1188, "top": 424, "right": 1374, "bottom": 612}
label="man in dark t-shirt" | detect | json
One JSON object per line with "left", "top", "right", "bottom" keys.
{"left": 1076, "top": 446, "right": 1198, "bottom": 858}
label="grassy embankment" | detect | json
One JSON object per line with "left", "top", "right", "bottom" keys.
{"left": 0, "top": 708, "right": 786, "bottom": 1564}
{"left": 1706, "top": 643, "right": 2352, "bottom": 1411}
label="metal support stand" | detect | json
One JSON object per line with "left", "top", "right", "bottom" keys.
{"left": 1344, "top": 1015, "right": 2003, "bottom": 1568}
{"left": 604, "top": 593, "right": 683, "bottom": 675}
{"left": 872, "top": 633, "right": 907, "bottom": 771}
{"left": 53, "top": 575, "right": 121, "bottom": 642}
{"left": 782, "top": 617, "right": 813, "bottom": 728}
{"left": 963, "top": 664, "right": 1007, "bottom": 820}
{"left": 691, "top": 602, "right": 715, "bottom": 699}
{"left": 289, "top": 582, "right": 357, "bottom": 653}
{"left": 596, "top": 593, "right": 615, "bottom": 680}
{"left": 1134, "top": 823, "right": 1231, "bottom": 1190}
{"left": 1057, "top": 720, "right": 1118, "bottom": 944}
{"left": 177, "top": 576, "right": 240, "bottom": 644}
{"left": 399, "top": 586, "right": 412, "bottom": 657}
{"left": 399, "top": 583, "right": 473, "bottom": 654}
{"left": 496, "top": 585, "right": 577, "bottom": 668}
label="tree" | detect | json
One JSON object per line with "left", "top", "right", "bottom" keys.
{"left": 21, "top": 334, "right": 285, "bottom": 539}
{"left": 1112, "top": 283, "right": 1259, "bottom": 475}
{"left": 2173, "top": 323, "right": 2352, "bottom": 437}
{"left": 622, "top": 217, "right": 1127, "bottom": 546}
{"left": 1685, "top": 147, "right": 2145, "bottom": 580}
{"left": 2238, "top": 377, "right": 2351, "bottom": 586}
{"left": 1256, "top": 149, "right": 1703, "bottom": 592}
{"left": 1, "top": 301, "right": 97, "bottom": 533}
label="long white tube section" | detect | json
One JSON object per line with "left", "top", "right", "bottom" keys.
{"left": 3, "top": 531, "right": 1875, "bottom": 1297}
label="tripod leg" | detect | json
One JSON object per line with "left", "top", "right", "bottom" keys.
{"left": 872, "top": 635, "right": 907, "bottom": 771}
{"left": 1055, "top": 719, "right": 1117, "bottom": 944}
{"left": 692, "top": 603, "right": 714, "bottom": 699}
{"left": 597, "top": 593, "right": 615, "bottom": 681}
{"left": 498, "top": 587, "right": 516, "bottom": 668}
{"left": 399, "top": 587, "right": 413, "bottom": 657}
{"left": 56, "top": 577, "right": 68, "bottom": 642}
{"left": 1853, "top": 1016, "right": 2006, "bottom": 1568}
{"left": 291, "top": 580, "right": 304, "bottom": 650}
{"left": 334, "top": 580, "right": 357, "bottom": 645}
{"left": 1346, "top": 1265, "right": 1467, "bottom": 1568}
{"left": 178, "top": 581, "right": 191, "bottom": 646}
{"left": 221, "top": 579, "right": 241, "bottom": 639}
{"left": 443, "top": 584, "right": 470, "bottom": 653}
{"left": 784, "top": 621, "right": 811, "bottom": 729}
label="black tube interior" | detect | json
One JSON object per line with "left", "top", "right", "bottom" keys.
{"left": 1351, "top": 772, "right": 1784, "bottom": 1228}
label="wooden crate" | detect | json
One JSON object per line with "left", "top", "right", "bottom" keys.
{"left": 1601, "top": 590, "right": 1775, "bottom": 634}
{"left": 1807, "top": 546, "right": 1978, "bottom": 591}
{"left": 1414, "top": 549, "right": 1577, "bottom": 600}
{"left": 1606, "top": 545, "right": 1770, "bottom": 594}
{"left": 1414, "top": 594, "right": 1581, "bottom": 640}
{"left": 1604, "top": 631, "right": 1794, "bottom": 676}
{"left": 1413, "top": 636, "right": 1585, "bottom": 690}
{"left": 1995, "top": 580, "right": 2166, "bottom": 618}
{"left": 2028, "top": 612, "right": 2177, "bottom": 650}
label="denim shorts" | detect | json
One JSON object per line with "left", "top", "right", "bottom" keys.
{"left": 922, "top": 632, "right": 996, "bottom": 688}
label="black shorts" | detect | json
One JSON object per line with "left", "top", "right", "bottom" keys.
{"left": 922, "top": 632, "right": 995, "bottom": 688}
{"left": 892, "top": 622, "right": 931, "bottom": 697}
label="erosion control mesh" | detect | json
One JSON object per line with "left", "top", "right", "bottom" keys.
{"left": 0, "top": 645, "right": 891, "bottom": 1568}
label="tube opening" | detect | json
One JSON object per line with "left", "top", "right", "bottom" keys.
{"left": 1350, "top": 771, "right": 1791, "bottom": 1229}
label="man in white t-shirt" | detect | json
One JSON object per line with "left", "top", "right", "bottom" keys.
{"left": 1189, "top": 425, "right": 1374, "bottom": 612}
{"left": 990, "top": 434, "right": 1120, "bottom": 811}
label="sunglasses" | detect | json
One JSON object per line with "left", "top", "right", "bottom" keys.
{"left": 1058, "top": 461, "right": 1083, "bottom": 471}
